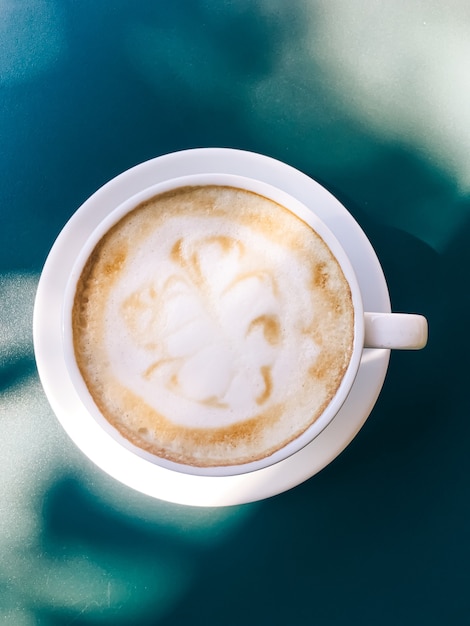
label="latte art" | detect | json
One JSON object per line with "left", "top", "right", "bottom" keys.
{"left": 72, "top": 186, "right": 354, "bottom": 467}
{"left": 120, "top": 231, "right": 286, "bottom": 420}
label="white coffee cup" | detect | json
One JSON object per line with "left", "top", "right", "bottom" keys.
{"left": 61, "top": 172, "right": 427, "bottom": 478}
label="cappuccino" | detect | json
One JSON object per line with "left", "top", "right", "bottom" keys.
{"left": 72, "top": 185, "right": 354, "bottom": 468}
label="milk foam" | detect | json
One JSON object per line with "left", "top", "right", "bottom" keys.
{"left": 72, "top": 186, "right": 354, "bottom": 467}
{"left": 107, "top": 215, "right": 318, "bottom": 428}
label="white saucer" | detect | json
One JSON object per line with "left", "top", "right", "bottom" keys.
{"left": 33, "top": 148, "right": 390, "bottom": 507}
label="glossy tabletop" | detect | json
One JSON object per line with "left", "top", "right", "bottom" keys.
{"left": 1, "top": 2, "right": 468, "bottom": 625}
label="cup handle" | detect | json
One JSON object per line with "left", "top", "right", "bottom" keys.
{"left": 364, "top": 312, "right": 428, "bottom": 350}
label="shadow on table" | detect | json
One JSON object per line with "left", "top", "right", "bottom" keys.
{"left": 2, "top": 1, "right": 470, "bottom": 624}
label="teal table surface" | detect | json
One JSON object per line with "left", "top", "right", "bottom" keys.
{"left": 1, "top": 2, "right": 468, "bottom": 625}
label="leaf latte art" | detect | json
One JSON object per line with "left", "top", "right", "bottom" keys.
{"left": 122, "top": 234, "right": 280, "bottom": 411}
{"left": 72, "top": 186, "right": 354, "bottom": 467}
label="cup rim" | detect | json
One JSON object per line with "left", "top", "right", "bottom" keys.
{"left": 62, "top": 173, "right": 365, "bottom": 477}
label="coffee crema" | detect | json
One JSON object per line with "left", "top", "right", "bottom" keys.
{"left": 72, "top": 185, "right": 354, "bottom": 468}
